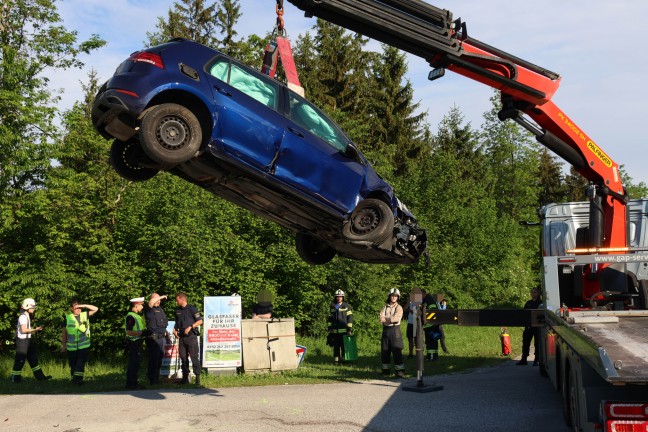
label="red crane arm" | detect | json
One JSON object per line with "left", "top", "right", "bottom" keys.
{"left": 288, "top": 0, "right": 628, "bottom": 248}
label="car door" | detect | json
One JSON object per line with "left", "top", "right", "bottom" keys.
{"left": 273, "top": 91, "right": 367, "bottom": 212}
{"left": 205, "top": 58, "right": 287, "bottom": 172}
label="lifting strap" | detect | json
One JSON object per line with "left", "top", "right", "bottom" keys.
{"left": 261, "top": 0, "right": 305, "bottom": 97}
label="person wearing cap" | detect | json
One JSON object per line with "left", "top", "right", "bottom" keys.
{"left": 10, "top": 298, "right": 51, "bottom": 383}
{"left": 144, "top": 293, "right": 169, "bottom": 385}
{"left": 62, "top": 300, "right": 99, "bottom": 385}
{"left": 327, "top": 289, "right": 353, "bottom": 365}
{"left": 125, "top": 296, "right": 148, "bottom": 390}
{"left": 379, "top": 288, "right": 405, "bottom": 377}
{"left": 173, "top": 292, "right": 203, "bottom": 384}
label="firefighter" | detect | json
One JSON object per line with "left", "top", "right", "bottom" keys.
{"left": 379, "top": 288, "right": 405, "bottom": 377}
{"left": 422, "top": 293, "right": 448, "bottom": 361}
{"left": 62, "top": 300, "right": 99, "bottom": 384}
{"left": 517, "top": 287, "right": 542, "bottom": 366}
{"left": 327, "top": 289, "right": 353, "bottom": 365}
{"left": 10, "top": 298, "right": 51, "bottom": 383}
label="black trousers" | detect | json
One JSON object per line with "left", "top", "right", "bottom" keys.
{"left": 381, "top": 326, "right": 404, "bottom": 369}
{"left": 178, "top": 335, "right": 200, "bottom": 378}
{"left": 126, "top": 339, "right": 143, "bottom": 387}
{"left": 146, "top": 337, "right": 165, "bottom": 384}
{"left": 521, "top": 326, "right": 540, "bottom": 359}
{"left": 332, "top": 333, "right": 345, "bottom": 361}
{"left": 67, "top": 347, "right": 90, "bottom": 382}
{"left": 12, "top": 338, "right": 40, "bottom": 376}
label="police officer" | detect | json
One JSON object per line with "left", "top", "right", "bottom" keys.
{"left": 379, "top": 288, "right": 405, "bottom": 377}
{"left": 173, "top": 292, "right": 202, "bottom": 385}
{"left": 144, "top": 293, "right": 169, "bottom": 385}
{"left": 10, "top": 298, "right": 51, "bottom": 383}
{"left": 125, "top": 297, "right": 147, "bottom": 390}
{"left": 62, "top": 300, "right": 99, "bottom": 385}
{"left": 327, "top": 289, "right": 353, "bottom": 365}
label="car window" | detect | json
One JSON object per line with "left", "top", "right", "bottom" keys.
{"left": 209, "top": 59, "right": 278, "bottom": 110}
{"left": 289, "top": 93, "right": 348, "bottom": 153}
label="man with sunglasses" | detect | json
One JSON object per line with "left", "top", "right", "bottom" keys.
{"left": 61, "top": 300, "right": 99, "bottom": 385}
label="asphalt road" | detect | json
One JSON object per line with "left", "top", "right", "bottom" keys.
{"left": 1, "top": 361, "right": 569, "bottom": 432}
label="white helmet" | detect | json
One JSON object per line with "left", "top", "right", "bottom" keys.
{"left": 334, "top": 289, "right": 345, "bottom": 297}
{"left": 388, "top": 288, "right": 401, "bottom": 298}
{"left": 21, "top": 298, "right": 36, "bottom": 309}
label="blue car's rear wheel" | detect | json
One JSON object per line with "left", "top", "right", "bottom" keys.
{"left": 139, "top": 103, "right": 202, "bottom": 165}
{"left": 343, "top": 198, "right": 394, "bottom": 245}
{"left": 109, "top": 139, "right": 159, "bottom": 182}
{"left": 295, "top": 234, "right": 337, "bottom": 265}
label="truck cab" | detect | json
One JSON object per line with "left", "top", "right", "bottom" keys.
{"left": 540, "top": 199, "right": 648, "bottom": 310}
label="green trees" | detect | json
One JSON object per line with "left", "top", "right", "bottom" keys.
{"left": 1, "top": 2, "right": 646, "bottom": 355}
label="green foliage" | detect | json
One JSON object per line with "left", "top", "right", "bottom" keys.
{"left": 3, "top": 1, "right": 647, "bottom": 359}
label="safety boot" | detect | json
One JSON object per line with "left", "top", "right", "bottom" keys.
{"left": 34, "top": 369, "right": 52, "bottom": 381}
{"left": 381, "top": 369, "right": 390, "bottom": 377}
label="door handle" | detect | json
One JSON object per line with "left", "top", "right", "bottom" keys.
{"left": 213, "top": 86, "right": 232, "bottom": 97}
{"left": 287, "top": 127, "right": 304, "bottom": 138}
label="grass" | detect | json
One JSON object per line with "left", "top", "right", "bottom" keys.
{"left": 0, "top": 326, "right": 524, "bottom": 394}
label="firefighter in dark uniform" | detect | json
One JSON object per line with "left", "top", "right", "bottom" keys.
{"left": 422, "top": 293, "right": 448, "bottom": 361}
{"left": 125, "top": 297, "right": 147, "bottom": 390}
{"left": 173, "top": 292, "right": 203, "bottom": 384}
{"left": 144, "top": 293, "right": 169, "bottom": 385}
{"left": 327, "top": 289, "right": 353, "bottom": 365}
{"left": 517, "top": 287, "right": 542, "bottom": 366}
{"left": 380, "top": 288, "right": 405, "bottom": 377}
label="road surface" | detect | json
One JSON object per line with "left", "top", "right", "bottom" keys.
{"left": 1, "top": 361, "right": 569, "bottom": 432}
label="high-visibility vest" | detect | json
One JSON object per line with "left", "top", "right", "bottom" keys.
{"left": 125, "top": 311, "right": 146, "bottom": 341}
{"left": 66, "top": 312, "right": 91, "bottom": 351}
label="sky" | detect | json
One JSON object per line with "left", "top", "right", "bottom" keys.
{"left": 50, "top": 0, "right": 648, "bottom": 185}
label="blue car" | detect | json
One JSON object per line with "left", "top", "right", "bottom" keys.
{"left": 92, "top": 38, "right": 427, "bottom": 265}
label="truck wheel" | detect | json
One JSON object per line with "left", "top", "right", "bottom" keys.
{"left": 567, "top": 368, "right": 581, "bottom": 431}
{"left": 561, "top": 364, "right": 572, "bottom": 426}
{"left": 295, "top": 233, "right": 337, "bottom": 265}
{"left": 139, "top": 103, "right": 202, "bottom": 165}
{"left": 342, "top": 198, "right": 394, "bottom": 244}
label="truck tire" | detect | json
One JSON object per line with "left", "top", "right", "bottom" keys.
{"left": 567, "top": 368, "right": 581, "bottom": 432}
{"left": 561, "top": 363, "right": 571, "bottom": 426}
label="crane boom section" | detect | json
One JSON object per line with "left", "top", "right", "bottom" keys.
{"left": 288, "top": 0, "right": 627, "bottom": 249}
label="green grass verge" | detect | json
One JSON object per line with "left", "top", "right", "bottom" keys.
{"left": 0, "top": 326, "right": 523, "bottom": 394}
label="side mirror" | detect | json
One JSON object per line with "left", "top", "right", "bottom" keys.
{"left": 344, "top": 144, "right": 364, "bottom": 164}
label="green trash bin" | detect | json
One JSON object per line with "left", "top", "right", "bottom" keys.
{"left": 343, "top": 334, "right": 358, "bottom": 361}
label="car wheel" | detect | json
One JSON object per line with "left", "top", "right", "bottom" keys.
{"left": 295, "top": 233, "right": 337, "bottom": 265}
{"left": 343, "top": 198, "right": 394, "bottom": 244}
{"left": 139, "top": 103, "right": 202, "bottom": 165}
{"left": 109, "top": 139, "right": 159, "bottom": 182}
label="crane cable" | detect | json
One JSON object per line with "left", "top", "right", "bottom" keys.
{"left": 261, "top": 0, "right": 304, "bottom": 97}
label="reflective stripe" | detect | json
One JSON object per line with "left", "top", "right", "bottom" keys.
{"left": 66, "top": 312, "right": 90, "bottom": 351}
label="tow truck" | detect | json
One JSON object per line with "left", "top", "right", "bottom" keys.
{"left": 287, "top": 1, "right": 648, "bottom": 430}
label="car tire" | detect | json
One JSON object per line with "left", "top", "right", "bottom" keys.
{"left": 295, "top": 234, "right": 337, "bottom": 265}
{"left": 109, "top": 139, "right": 159, "bottom": 182}
{"left": 343, "top": 198, "right": 394, "bottom": 244}
{"left": 139, "top": 103, "right": 202, "bottom": 165}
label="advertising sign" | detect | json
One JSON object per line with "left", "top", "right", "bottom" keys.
{"left": 203, "top": 296, "right": 242, "bottom": 368}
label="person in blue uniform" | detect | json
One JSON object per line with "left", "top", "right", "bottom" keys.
{"left": 173, "top": 292, "right": 203, "bottom": 384}
{"left": 144, "top": 293, "right": 169, "bottom": 385}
